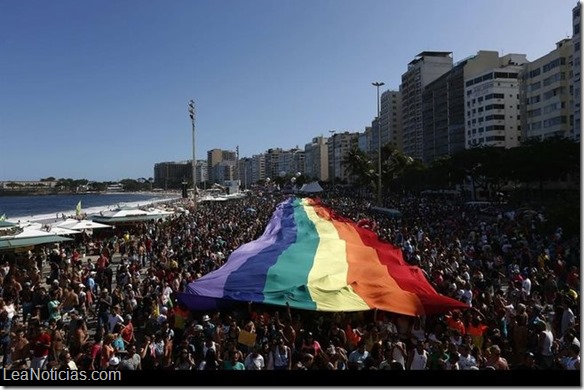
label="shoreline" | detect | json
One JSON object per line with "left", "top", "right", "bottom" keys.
{"left": 6, "top": 193, "right": 182, "bottom": 225}
{"left": 0, "top": 190, "right": 182, "bottom": 197}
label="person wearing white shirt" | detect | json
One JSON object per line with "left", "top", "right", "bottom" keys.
{"left": 561, "top": 302, "right": 576, "bottom": 337}
{"left": 107, "top": 305, "right": 124, "bottom": 334}
{"left": 522, "top": 275, "right": 532, "bottom": 297}
{"left": 407, "top": 342, "right": 428, "bottom": 370}
{"left": 244, "top": 346, "right": 265, "bottom": 370}
{"left": 458, "top": 344, "right": 477, "bottom": 370}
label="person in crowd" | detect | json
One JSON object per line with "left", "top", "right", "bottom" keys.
{"left": 222, "top": 349, "right": 245, "bottom": 370}
{"left": 407, "top": 340, "right": 429, "bottom": 370}
{"left": 266, "top": 336, "right": 291, "bottom": 370}
{"left": 348, "top": 340, "right": 370, "bottom": 370}
{"left": 243, "top": 344, "right": 265, "bottom": 370}
{"left": 30, "top": 322, "right": 51, "bottom": 369}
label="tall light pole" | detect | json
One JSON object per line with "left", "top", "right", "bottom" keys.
{"left": 188, "top": 100, "right": 197, "bottom": 211}
{"left": 372, "top": 82, "right": 384, "bottom": 207}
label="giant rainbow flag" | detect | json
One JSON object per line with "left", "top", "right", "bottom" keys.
{"left": 178, "top": 197, "right": 467, "bottom": 316}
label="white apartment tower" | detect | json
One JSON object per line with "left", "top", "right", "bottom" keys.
{"left": 251, "top": 154, "right": 266, "bottom": 183}
{"left": 401, "top": 51, "right": 453, "bottom": 160}
{"left": 304, "top": 136, "right": 329, "bottom": 181}
{"left": 465, "top": 53, "right": 528, "bottom": 149}
{"left": 380, "top": 90, "right": 402, "bottom": 151}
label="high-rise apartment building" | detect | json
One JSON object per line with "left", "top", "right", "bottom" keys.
{"left": 212, "top": 160, "right": 236, "bottom": 184}
{"left": 401, "top": 52, "right": 454, "bottom": 160}
{"left": 265, "top": 148, "right": 283, "bottom": 180}
{"left": 304, "top": 136, "right": 329, "bottom": 181}
{"left": 572, "top": 2, "right": 581, "bottom": 141}
{"left": 327, "top": 131, "right": 359, "bottom": 184}
{"left": 277, "top": 148, "right": 304, "bottom": 176}
{"left": 195, "top": 160, "right": 207, "bottom": 186}
{"left": 464, "top": 53, "right": 527, "bottom": 149}
{"left": 153, "top": 161, "right": 190, "bottom": 189}
{"left": 207, "top": 148, "right": 236, "bottom": 184}
{"left": 238, "top": 157, "right": 253, "bottom": 189}
{"left": 520, "top": 39, "right": 574, "bottom": 141}
{"left": 250, "top": 154, "right": 266, "bottom": 184}
{"left": 358, "top": 127, "right": 371, "bottom": 155}
{"left": 380, "top": 90, "right": 402, "bottom": 151}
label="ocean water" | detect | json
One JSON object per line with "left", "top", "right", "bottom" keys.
{"left": 0, "top": 193, "right": 180, "bottom": 222}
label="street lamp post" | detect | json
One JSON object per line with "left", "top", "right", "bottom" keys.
{"left": 372, "top": 81, "right": 384, "bottom": 207}
{"left": 188, "top": 100, "right": 197, "bottom": 211}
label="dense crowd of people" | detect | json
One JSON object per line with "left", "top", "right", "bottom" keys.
{"left": 0, "top": 189, "right": 580, "bottom": 372}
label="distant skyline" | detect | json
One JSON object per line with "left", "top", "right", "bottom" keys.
{"left": 1, "top": 0, "right": 578, "bottom": 181}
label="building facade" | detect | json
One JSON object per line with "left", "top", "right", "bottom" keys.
{"left": 304, "top": 136, "right": 329, "bottom": 181}
{"left": 572, "top": 2, "right": 581, "bottom": 141}
{"left": 464, "top": 53, "right": 527, "bottom": 149}
{"left": 250, "top": 154, "right": 266, "bottom": 184}
{"left": 380, "top": 90, "right": 402, "bottom": 151}
{"left": 401, "top": 51, "right": 454, "bottom": 161}
{"left": 154, "top": 161, "right": 190, "bottom": 189}
{"left": 520, "top": 39, "right": 574, "bottom": 141}
{"left": 327, "top": 131, "right": 359, "bottom": 184}
{"left": 207, "top": 148, "right": 237, "bottom": 184}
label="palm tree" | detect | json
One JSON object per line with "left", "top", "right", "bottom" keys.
{"left": 343, "top": 148, "right": 375, "bottom": 192}
{"left": 381, "top": 146, "right": 414, "bottom": 192}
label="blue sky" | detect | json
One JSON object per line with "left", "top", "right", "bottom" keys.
{"left": 0, "top": 0, "right": 578, "bottom": 181}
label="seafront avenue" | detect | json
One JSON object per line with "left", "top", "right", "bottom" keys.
{"left": 0, "top": 189, "right": 579, "bottom": 374}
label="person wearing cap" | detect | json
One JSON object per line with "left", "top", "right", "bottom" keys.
{"left": 202, "top": 314, "right": 215, "bottom": 339}
{"left": 188, "top": 323, "right": 206, "bottom": 364}
{"left": 108, "top": 355, "right": 120, "bottom": 371}
{"left": 300, "top": 331, "right": 322, "bottom": 358}
{"left": 157, "top": 306, "right": 169, "bottom": 325}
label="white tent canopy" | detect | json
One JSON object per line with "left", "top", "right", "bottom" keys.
{"left": 0, "top": 226, "right": 74, "bottom": 250}
{"left": 91, "top": 207, "right": 173, "bottom": 223}
{"left": 28, "top": 223, "right": 82, "bottom": 235}
{"left": 54, "top": 219, "right": 113, "bottom": 231}
{"left": 299, "top": 181, "right": 324, "bottom": 193}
